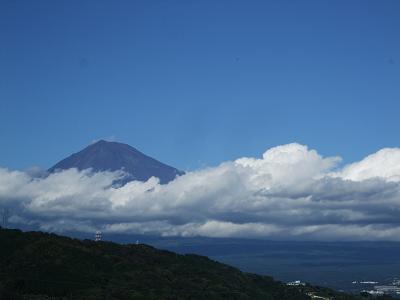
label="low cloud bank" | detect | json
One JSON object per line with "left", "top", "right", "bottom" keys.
{"left": 2, "top": 143, "right": 400, "bottom": 241}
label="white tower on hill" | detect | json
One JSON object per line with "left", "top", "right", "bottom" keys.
{"left": 95, "top": 231, "right": 102, "bottom": 242}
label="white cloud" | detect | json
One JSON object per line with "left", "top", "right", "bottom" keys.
{"left": 1, "top": 143, "right": 400, "bottom": 241}
{"left": 235, "top": 143, "right": 340, "bottom": 188}
{"left": 333, "top": 147, "right": 400, "bottom": 182}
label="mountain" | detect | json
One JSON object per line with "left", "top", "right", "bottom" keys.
{"left": 0, "top": 228, "right": 381, "bottom": 300}
{"left": 48, "top": 140, "right": 184, "bottom": 184}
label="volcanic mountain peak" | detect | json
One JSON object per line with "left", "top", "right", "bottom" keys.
{"left": 48, "top": 140, "right": 184, "bottom": 184}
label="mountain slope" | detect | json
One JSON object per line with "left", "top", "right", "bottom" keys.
{"left": 48, "top": 140, "right": 184, "bottom": 184}
{"left": 0, "top": 228, "right": 384, "bottom": 300}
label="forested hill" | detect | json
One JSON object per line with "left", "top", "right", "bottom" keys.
{"left": 0, "top": 228, "right": 392, "bottom": 300}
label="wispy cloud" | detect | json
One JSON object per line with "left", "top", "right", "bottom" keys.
{"left": 2, "top": 143, "right": 400, "bottom": 240}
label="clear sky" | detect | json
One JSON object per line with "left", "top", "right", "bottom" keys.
{"left": 1, "top": 0, "right": 400, "bottom": 171}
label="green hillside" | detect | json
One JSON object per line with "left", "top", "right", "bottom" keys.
{"left": 0, "top": 228, "right": 392, "bottom": 300}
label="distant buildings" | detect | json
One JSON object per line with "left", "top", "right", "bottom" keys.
{"left": 362, "top": 284, "right": 400, "bottom": 296}
{"left": 306, "top": 292, "right": 332, "bottom": 300}
{"left": 363, "top": 290, "right": 384, "bottom": 296}
{"left": 374, "top": 285, "right": 400, "bottom": 293}
{"left": 286, "top": 280, "right": 306, "bottom": 286}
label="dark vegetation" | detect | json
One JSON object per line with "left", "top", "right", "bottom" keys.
{"left": 0, "top": 228, "right": 394, "bottom": 300}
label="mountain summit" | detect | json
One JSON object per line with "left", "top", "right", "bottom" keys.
{"left": 48, "top": 140, "right": 184, "bottom": 184}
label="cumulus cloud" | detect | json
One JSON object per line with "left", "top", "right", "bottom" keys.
{"left": 333, "top": 148, "right": 400, "bottom": 182}
{"left": 1, "top": 143, "right": 400, "bottom": 241}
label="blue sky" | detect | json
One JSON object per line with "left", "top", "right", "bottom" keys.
{"left": 1, "top": 0, "right": 400, "bottom": 171}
